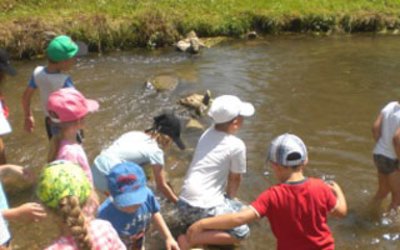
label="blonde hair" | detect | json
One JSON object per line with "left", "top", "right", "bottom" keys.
{"left": 59, "top": 196, "right": 92, "bottom": 250}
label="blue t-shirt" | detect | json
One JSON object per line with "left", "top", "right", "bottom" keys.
{"left": 97, "top": 187, "right": 160, "bottom": 239}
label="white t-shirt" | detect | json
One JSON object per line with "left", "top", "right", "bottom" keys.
{"left": 29, "top": 66, "right": 73, "bottom": 116}
{"left": 101, "top": 131, "right": 164, "bottom": 167}
{"left": 373, "top": 101, "right": 400, "bottom": 159}
{"left": 0, "top": 102, "right": 11, "bottom": 136}
{"left": 92, "top": 131, "right": 164, "bottom": 192}
{"left": 179, "top": 127, "right": 247, "bottom": 208}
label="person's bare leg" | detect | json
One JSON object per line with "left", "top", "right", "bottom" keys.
{"left": 387, "top": 170, "right": 400, "bottom": 211}
{"left": 186, "top": 230, "right": 239, "bottom": 249}
{"left": 178, "top": 234, "right": 191, "bottom": 250}
{"left": 373, "top": 172, "right": 390, "bottom": 205}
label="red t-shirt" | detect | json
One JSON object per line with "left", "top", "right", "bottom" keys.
{"left": 251, "top": 178, "right": 337, "bottom": 250}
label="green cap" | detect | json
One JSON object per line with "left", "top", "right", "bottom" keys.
{"left": 36, "top": 160, "right": 91, "bottom": 208}
{"left": 46, "top": 35, "right": 79, "bottom": 62}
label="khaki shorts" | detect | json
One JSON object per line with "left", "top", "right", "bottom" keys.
{"left": 373, "top": 154, "right": 399, "bottom": 174}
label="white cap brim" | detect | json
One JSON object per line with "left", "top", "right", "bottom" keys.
{"left": 86, "top": 99, "right": 99, "bottom": 113}
{"left": 239, "top": 102, "right": 255, "bottom": 117}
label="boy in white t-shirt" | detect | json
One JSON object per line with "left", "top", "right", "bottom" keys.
{"left": 178, "top": 95, "right": 255, "bottom": 249}
{"left": 22, "top": 35, "right": 86, "bottom": 140}
{"left": 372, "top": 101, "right": 400, "bottom": 211}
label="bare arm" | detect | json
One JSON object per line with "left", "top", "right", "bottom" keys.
{"left": 152, "top": 212, "right": 180, "bottom": 250}
{"left": 393, "top": 128, "right": 400, "bottom": 159}
{"left": 372, "top": 113, "right": 383, "bottom": 142}
{"left": 0, "top": 164, "right": 24, "bottom": 176}
{"left": 2, "top": 203, "right": 46, "bottom": 221}
{"left": 187, "top": 207, "right": 258, "bottom": 241}
{"left": 327, "top": 181, "right": 347, "bottom": 218}
{"left": 226, "top": 172, "right": 242, "bottom": 198}
{"left": 152, "top": 165, "right": 178, "bottom": 203}
{"left": 0, "top": 164, "right": 35, "bottom": 182}
{"left": 22, "top": 86, "right": 35, "bottom": 133}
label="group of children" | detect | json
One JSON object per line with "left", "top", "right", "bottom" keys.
{"left": 0, "top": 34, "right": 398, "bottom": 250}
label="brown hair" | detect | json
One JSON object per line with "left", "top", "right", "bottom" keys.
{"left": 59, "top": 196, "right": 92, "bottom": 250}
{"left": 47, "top": 120, "right": 81, "bottom": 162}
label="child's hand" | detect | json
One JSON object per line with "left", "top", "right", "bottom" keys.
{"left": 15, "top": 202, "right": 47, "bottom": 221}
{"left": 326, "top": 181, "right": 341, "bottom": 196}
{"left": 165, "top": 237, "right": 180, "bottom": 250}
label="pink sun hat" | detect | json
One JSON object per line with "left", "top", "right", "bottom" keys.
{"left": 47, "top": 88, "right": 99, "bottom": 123}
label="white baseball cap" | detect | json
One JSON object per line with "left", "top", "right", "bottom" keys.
{"left": 208, "top": 95, "right": 255, "bottom": 123}
{"left": 267, "top": 133, "right": 307, "bottom": 167}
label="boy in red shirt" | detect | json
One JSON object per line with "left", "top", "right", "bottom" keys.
{"left": 184, "top": 133, "right": 347, "bottom": 250}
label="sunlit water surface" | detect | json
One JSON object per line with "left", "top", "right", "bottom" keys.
{"left": 3, "top": 35, "right": 400, "bottom": 249}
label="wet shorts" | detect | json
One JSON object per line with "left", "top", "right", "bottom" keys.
{"left": 373, "top": 154, "right": 399, "bottom": 174}
{"left": 177, "top": 197, "right": 250, "bottom": 239}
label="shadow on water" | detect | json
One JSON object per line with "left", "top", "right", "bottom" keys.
{"left": 3, "top": 35, "right": 400, "bottom": 249}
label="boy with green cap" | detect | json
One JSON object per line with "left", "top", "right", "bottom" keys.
{"left": 22, "top": 35, "right": 86, "bottom": 139}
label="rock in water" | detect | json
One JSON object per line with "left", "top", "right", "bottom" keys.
{"left": 145, "top": 75, "right": 179, "bottom": 91}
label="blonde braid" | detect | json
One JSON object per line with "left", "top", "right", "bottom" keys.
{"left": 59, "top": 196, "right": 92, "bottom": 250}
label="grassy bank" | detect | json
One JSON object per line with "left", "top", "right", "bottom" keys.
{"left": 1, "top": 0, "right": 400, "bottom": 58}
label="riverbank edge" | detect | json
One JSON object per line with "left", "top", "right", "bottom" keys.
{"left": 1, "top": 11, "right": 400, "bottom": 59}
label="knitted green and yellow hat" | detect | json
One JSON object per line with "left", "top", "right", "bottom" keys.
{"left": 36, "top": 160, "right": 91, "bottom": 208}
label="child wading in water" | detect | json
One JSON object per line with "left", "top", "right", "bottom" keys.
{"left": 46, "top": 88, "right": 100, "bottom": 217}
{"left": 36, "top": 160, "right": 126, "bottom": 250}
{"left": 22, "top": 35, "right": 86, "bottom": 140}
{"left": 372, "top": 101, "right": 400, "bottom": 212}
{"left": 182, "top": 133, "right": 347, "bottom": 250}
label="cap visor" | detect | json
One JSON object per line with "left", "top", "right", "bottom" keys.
{"left": 113, "top": 186, "right": 149, "bottom": 208}
{"left": 173, "top": 137, "right": 185, "bottom": 150}
{"left": 75, "top": 41, "right": 88, "bottom": 57}
{"left": 239, "top": 102, "right": 255, "bottom": 117}
{"left": 0, "top": 64, "right": 16, "bottom": 76}
{"left": 86, "top": 99, "right": 99, "bottom": 113}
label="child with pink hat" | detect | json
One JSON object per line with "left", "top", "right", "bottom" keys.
{"left": 46, "top": 87, "right": 100, "bottom": 218}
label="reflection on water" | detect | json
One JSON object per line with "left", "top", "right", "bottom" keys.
{"left": 3, "top": 35, "right": 400, "bottom": 249}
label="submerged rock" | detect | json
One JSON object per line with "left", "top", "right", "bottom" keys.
{"left": 145, "top": 75, "right": 179, "bottom": 91}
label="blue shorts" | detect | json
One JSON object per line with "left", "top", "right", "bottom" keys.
{"left": 177, "top": 197, "right": 250, "bottom": 239}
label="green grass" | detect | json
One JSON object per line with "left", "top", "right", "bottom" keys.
{"left": 1, "top": 0, "right": 400, "bottom": 57}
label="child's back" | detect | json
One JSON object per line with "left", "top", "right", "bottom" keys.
{"left": 251, "top": 177, "right": 336, "bottom": 250}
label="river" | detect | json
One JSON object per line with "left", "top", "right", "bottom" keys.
{"left": 3, "top": 34, "right": 400, "bottom": 249}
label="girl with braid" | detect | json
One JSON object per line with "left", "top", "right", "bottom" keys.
{"left": 36, "top": 160, "right": 126, "bottom": 250}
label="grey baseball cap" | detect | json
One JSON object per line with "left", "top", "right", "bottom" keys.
{"left": 267, "top": 133, "right": 307, "bottom": 167}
